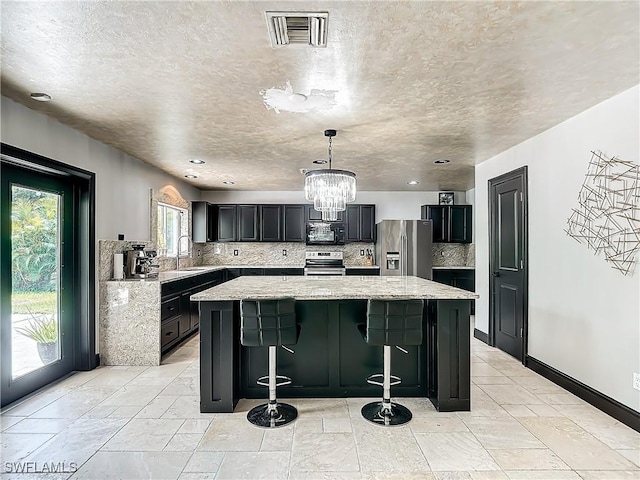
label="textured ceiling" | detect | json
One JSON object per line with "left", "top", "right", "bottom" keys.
{"left": 1, "top": 1, "right": 639, "bottom": 191}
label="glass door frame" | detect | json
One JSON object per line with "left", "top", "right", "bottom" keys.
{"left": 1, "top": 144, "right": 96, "bottom": 408}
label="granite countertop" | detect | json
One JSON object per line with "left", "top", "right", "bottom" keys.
{"left": 191, "top": 275, "right": 478, "bottom": 301}
{"left": 432, "top": 266, "right": 475, "bottom": 270}
{"left": 108, "top": 264, "right": 380, "bottom": 284}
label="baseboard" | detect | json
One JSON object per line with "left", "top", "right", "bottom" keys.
{"left": 473, "top": 328, "right": 488, "bottom": 344}
{"left": 525, "top": 356, "right": 640, "bottom": 433}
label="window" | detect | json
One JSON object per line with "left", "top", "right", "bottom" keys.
{"left": 157, "top": 203, "right": 188, "bottom": 257}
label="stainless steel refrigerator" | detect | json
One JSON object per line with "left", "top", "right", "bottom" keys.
{"left": 375, "top": 220, "right": 433, "bottom": 279}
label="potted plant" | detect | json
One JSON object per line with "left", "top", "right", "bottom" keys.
{"left": 15, "top": 314, "right": 58, "bottom": 364}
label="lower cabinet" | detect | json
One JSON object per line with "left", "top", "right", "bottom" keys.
{"left": 345, "top": 268, "right": 380, "bottom": 276}
{"left": 160, "top": 318, "right": 180, "bottom": 351}
{"left": 160, "top": 270, "right": 224, "bottom": 356}
{"left": 432, "top": 268, "right": 475, "bottom": 314}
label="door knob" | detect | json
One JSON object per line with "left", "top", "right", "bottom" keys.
{"left": 492, "top": 271, "right": 500, "bottom": 277}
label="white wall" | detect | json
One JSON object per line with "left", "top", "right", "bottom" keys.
{"left": 475, "top": 85, "right": 640, "bottom": 410}
{"left": 202, "top": 190, "right": 471, "bottom": 220}
{"left": 1, "top": 97, "right": 201, "bottom": 241}
{"left": 2, "top": 96, "right": 202, "bottom": 353}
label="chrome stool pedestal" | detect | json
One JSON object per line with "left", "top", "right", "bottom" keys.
{"left": 246, "top": 345, "right": 297, "bottom": 428}
{"left": 359, "top": 299, "right": 424, "bottom": 427}
{"left": 240, "top": 298, "right": 299, "bottom": 429}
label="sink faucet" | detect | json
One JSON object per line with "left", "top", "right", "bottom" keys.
{"left": 176, "top": 234, "right": 192, "bottom": 271}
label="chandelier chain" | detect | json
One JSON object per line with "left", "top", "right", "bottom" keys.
{"left": 328, "top": 136, "right": 333, "bottom": 170}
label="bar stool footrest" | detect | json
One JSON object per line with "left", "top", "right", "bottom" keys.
{"left": 361, "top": 401, "right": 412, "bottom": 426}
{"left": 256, "top": 375, "right": 292, "bottom": 388}
{"left": 366, "top": 373, "right": 401, "bottom": 387}
{"left": 246, "top": 402, "right": 298, "bottom": 428}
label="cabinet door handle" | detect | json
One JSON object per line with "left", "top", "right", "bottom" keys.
{"left": 492, "top": 271, "right": 500, "bottom": 277}
{"left": 168, "top": 306, "right": 175, "bottom": 311}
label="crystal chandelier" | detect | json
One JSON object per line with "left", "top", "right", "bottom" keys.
{"left": 304, "top": 129, "right": 356, "bottom": 221}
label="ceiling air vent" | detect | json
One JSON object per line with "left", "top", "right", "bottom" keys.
{"left": 266, "top": 11, "right": 328, "bottom": 48}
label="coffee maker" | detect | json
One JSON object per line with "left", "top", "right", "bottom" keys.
{"left": 124, "top": 244, "right": 159, "bottom": 279}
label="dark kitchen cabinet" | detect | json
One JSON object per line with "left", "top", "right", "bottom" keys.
{"left": 345, "top": 204, "right": 376, "bottom": 243}
{"left": 265, "top": 268, "right": 304, "bottom": 276}
{"left": 217, "top": 205, "right": 237, "bottom": 242}
{"left": 237, "top": 205, "right": 259, "bottom": 242}
{"left": 192, "top": 201, "right": 216, "bottom": 243}
{"left": 345, "top": 268, "right": 380, "bottom": 276}
{"left": 161, "top": 270, "right": 225, "bottom": 356}
{"left": 306, "top": 205, "right": 343, "bottom": 222}
{"left": 449, "top": 206, "right": 472, "bottom": 243}
{"left": 432, "top": 268, "right": 475, "bottom": 314}
{"left": 283, "top": 205, "right": 305, "bottom": 242}
{"left": 421, "top": 205, "right": 472, "bottom": 243}
{"left": 260, "top": 205, "right": 283, "bottom": 242}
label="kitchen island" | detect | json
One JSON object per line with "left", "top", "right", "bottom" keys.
{"left": 192, "top": 275, "right": 478, "bottom": 413}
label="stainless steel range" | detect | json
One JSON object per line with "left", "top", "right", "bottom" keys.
{"left": 304, "top": 251, "right": 346, "bottom": 276}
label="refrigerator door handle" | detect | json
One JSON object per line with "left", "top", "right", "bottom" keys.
{"left": 401, "top": 235, "right": 407, "bottom": 276}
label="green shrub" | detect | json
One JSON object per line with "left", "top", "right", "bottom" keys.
{"left": 15, "top": 314, "right": 58, "bottom": 344}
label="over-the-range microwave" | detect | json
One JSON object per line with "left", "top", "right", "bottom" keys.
{"left": 306, "top": 222, "right": 345, "bottom": 245}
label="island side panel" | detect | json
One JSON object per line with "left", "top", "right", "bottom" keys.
{"left": 428, "top": 299, "right": 471, "bottom": 411}
{"left": 200, "top": 300, "right": 239, "bottom": 413}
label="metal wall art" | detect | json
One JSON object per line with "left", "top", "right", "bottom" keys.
{"left": 566, "top": 151, "right": 640, "bottom": 275}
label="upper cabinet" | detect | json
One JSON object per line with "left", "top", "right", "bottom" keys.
{"left": 345, "top": 204, "right": 376, "bottom": 243}
{"left": 193, "top": 202, "right": 376, "bottom": 243}
{"left": 421, "top": 205, "right": 472, "bottom": 243}
{"left": 237, "top": 205, "right": 260, "bottom": 242}
{"left": 217, "top": 205, "right": 237, "bottom": 242}
{"left": 260, "top": 205, "right": 283, "bottom": 242}
{"left": 283, "top": 205, "right": 305, "bottom": 242}
{"left": 192, "top": 201, "right": 216, "bottom": 243}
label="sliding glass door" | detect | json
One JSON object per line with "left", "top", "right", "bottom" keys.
{"left": 1, "top": 163, "right": 75, "bottom": 406}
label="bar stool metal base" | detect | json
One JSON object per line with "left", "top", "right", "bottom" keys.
{"left": 361, "top": 401, "right": 412, "bottom": 426}
{"left": 246, "top": 402, "right": 298, "bottom": 428}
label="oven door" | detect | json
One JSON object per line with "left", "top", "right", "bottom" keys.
{"left": 304, "top": 267, "right": 346, "bottom": 276}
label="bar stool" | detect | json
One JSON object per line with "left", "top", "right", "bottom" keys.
{"left": 240, "top": 298, "right": 299, "bottom": 428}
{"left": 358, "top": 299, "right": 424, "bottom": 426}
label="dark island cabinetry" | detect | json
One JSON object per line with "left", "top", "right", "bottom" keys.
{"left": 199, "top": 297, "right": 471, "bottom": 413}
{"left": 421, "top": 205, "right": 472, "bottom": 243}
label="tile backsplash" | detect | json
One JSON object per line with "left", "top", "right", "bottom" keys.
{"left": 99, "top": 239, "right": 471, "bottom": 280}
{"left": 98, "top": 239, "right": 202, "bottom": 281}
{"left": 432, "top": 243, "right": 475, "bottom": 267}
{"left": 200, "top": 242, "right": 375, "bottom": 267}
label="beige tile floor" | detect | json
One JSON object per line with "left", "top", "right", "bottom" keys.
{"left": 1, "top": 334, "right": 638, "bottom": 480}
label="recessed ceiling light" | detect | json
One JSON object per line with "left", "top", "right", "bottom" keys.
{"left": 223, "top": 181, "right": 235, "bottom": 185}
{"left": 30, "top": 92, "right": 51, "bottom": 102}
{"left": 184, "top": 174, "right": 198, "bottom": 179}
{"left": 313, "top": 159, "right": 327, "bottom": 165}
{"left": 407, "top": 180, "right": 420, "bottom": 185}
{"left": 189, "top": 159, "right": 205, "bottom": 165}
{"left": 434, "top": 159, "right": 451, "bottom": 164}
